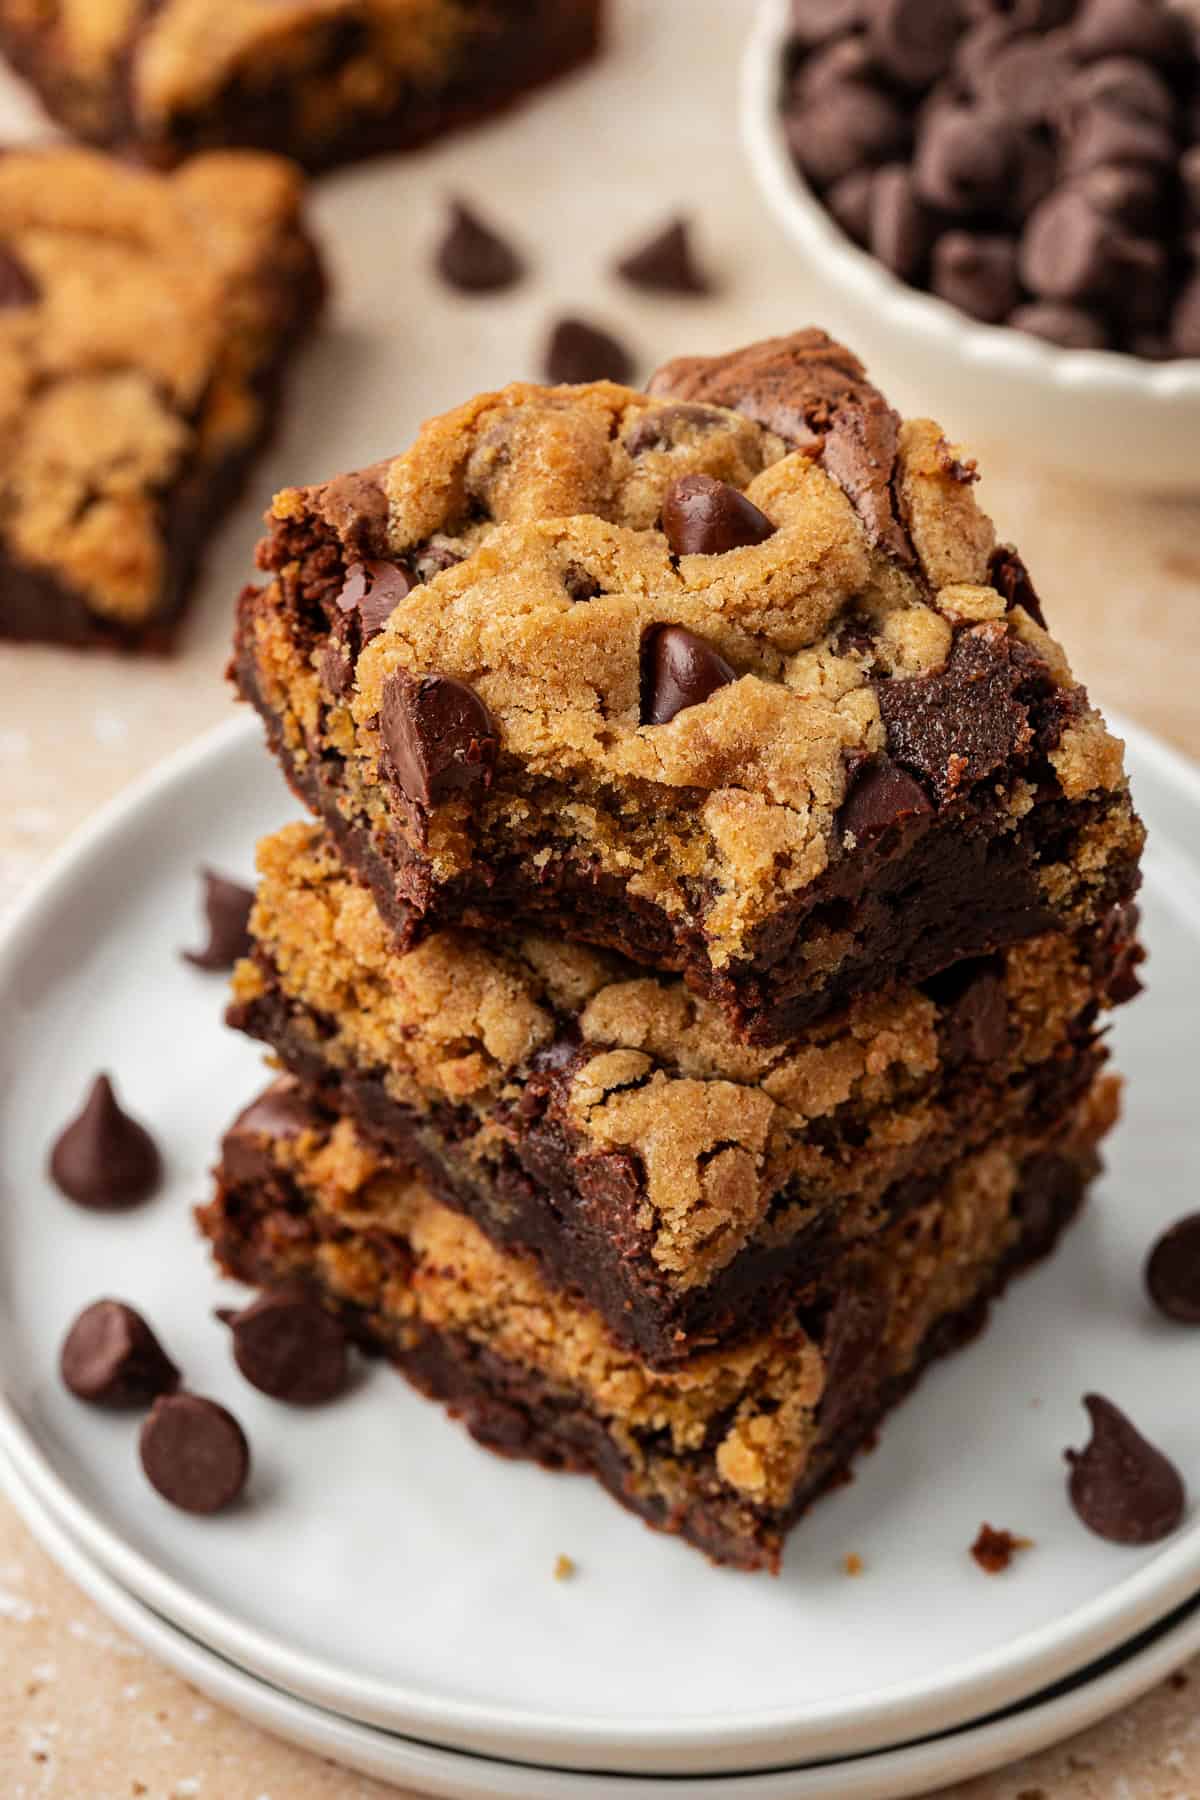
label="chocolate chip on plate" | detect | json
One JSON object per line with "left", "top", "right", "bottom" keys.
{"left": 140, "top": 1393, "right": 250, "bottom": 1515}
{"left": 60, "top": 1300, "right": 179, "bottom": 1408}
{"left": 434, "top": 199, "right": 524, "bottom": 293}
{"left": 49, "top": 1075, "right": 162, "bottom": 1210}
{"left": 182, "top": 869, "right": 254, "bottom": 971}
{"left": 1146, "top": 1214, "right": 1200, "bottom": 1323}
{"left": 380, "top": 670, "right": 499, "bottom": 809}
{"left": 221, "top": 1285, "right": 349, "bottom": 1404}
{"left": 640, "top": 625, "right": 736, "bottom": 726}
{"left": 661, "top": 473, "right": 775, "bottom": 557}
{"left": 615, "top": 216, "right": 714, "bottom": 295}
{"left": 838, "top": 758, "right": 933, "bottom": 842}
{"left": 1065, "top": 1393, "right": 1186, "bottom": 1544}
{"left": 543, "top": 317, "right": 634, "bottom": 385}
{"left": 336, "top": 559, "right": 415, "bottom": 641}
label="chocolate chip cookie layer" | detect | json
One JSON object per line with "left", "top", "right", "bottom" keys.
{"left": 227, "top": 819, "right": 1137, "bottom": 1366}
{"left": 0, "top": 147, "right": 322, "bottom": 648}
{"left": 0, "top": 0, "right": 603, "bottom": 172}
{"left": 198, "top": 1074, "right": 1115, "bottom": 1571}
{"left": 235, "top": 331, "right": 1142, "bottom": 1041}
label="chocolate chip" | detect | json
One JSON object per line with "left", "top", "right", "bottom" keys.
{"left": 825, "top": 167, "right": 877, "bottom": 245}
{"left": 0, "top": 245, "right": 38, "bottom": 308}
{"left": 182, "top": 870, "right": 253, "bottom": 971}
{"left": 49, "top": 1075, "right": 161, "bottom": 1210}
{"left": 1061, "top": 106, "right": 1175, "bottom": 177}
{"left": 615, "top": 217, "right": 713, "bottom": 295}
{"left": 838, "top": 757, "right": 933, "bottom": 842}
{"left": 434, "top": 199, "right": 524, "bottom": 293}
{"left": 623, "top": 403, "right": 729, "bottom": 457}
{"left": 787, "top": 0, "right": 863, "bottom": 46}
{"left": 784, "top": 80, "right": 910, "bottom": 187}
{"left": 1146, "top": 1215, "right": 1200, "bottom": 1324}
{"left": 380, "top": 670, "right": 498, "bottom": 808}
{"left": 221, "top": 1079, "right": 316, "bottom": 1185}
{"left": 412, "top": 537, "right": 465, "bottom": 581}
{"left": 140, "top": 1393, "right": 250, "bottom": 1515}
{"left": 988, "top": 545, "right": 1048, "bottom": 628}
{"left": 929, "top": 957, "right": 1010, "bottom": 1061}
{"left": 869, "top": 164, "right": 933, "bottom": 278}
{"left": 1010, "top": 301, "right": 1111, "bottom": 351}
{"left": 336, "top": 560, "right": 415, "bottom": 641}
{"left": 60, "top": 1301, "right": 179, "bottom": 1408}
{"left": 544, "top": 317, "right": 634, "bottom": 385}
{"left": 914, "top": 107, "right": 1022, "bottom": 213}
{"left": 974, "top": 38, "right": 1076, "bottom": 125}
{"left": 1062, "top": 55, "right": 1176, "bottom": 126}
{"left": 1020, "top": 190, "right": 1124, "bottom": 301}
{"left": 1078, "top": 163, "right": 1166, "bottom": 231}
{"left": 866, "top": 0, "right": 963, "bottom": 86}
{"left": 640, "top": 625, "right": 736, "bottom": 726}
{"left": 932, "top": 232, "right": 1021, "bottom": 323}
{"left": 222, "top": 1285, "right": 348, "bottom": 1405}
{"left": 1071, "top": 0, "right": 1189, "bottom": 66}
{"left": 1065, "top": 1394, "right": 1186, "bottom": 1544}
{"left": 661, "top": 474, "right": 775, "bottom": 557}
{"left": 796, "top": 34, "right": 878, "bottom": 95}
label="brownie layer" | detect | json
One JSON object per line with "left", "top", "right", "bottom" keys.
{"left": 198, "top": 1077, "right": 1113, "bottom": 1571}
{"left": 0, "top": 1, "right": 602, "bottom": 172}
{"left": 228, "top": 820, "right": 1138, "bottom": 1366}
{"left": 0, "top": 148, "right": 324, "bottom": 649}
{"left": 234, "top": 334, "right": 1143, "bottom": 1042}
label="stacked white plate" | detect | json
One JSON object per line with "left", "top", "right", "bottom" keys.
{"left": 1, "top": 713, "right": 1200, "bottom": 1800}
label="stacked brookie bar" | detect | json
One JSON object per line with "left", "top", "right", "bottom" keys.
{"left": 200, "top": 330, "right": 1144, "bottom": 1571}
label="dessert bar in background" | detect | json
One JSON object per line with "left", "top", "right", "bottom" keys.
{"left": 228, "top": 819, "right": 1137, "bottom": 1366}
{"left": 0, "top": 147, "right": 322, "bottom": 649}
{"left": 779, "top": 0, "right": 1200, "bottom": 358}
{"left": 0, "top": 0, "right": 604, "bottom": 172}
{"left": 235, "top": 331, "right": 1142, "bottom": 1043}
{"left": 199, "top": 1074, "right": 1116, "bottom": 1572}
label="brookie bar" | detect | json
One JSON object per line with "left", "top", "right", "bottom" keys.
{"left": 234, "top": 331, "right": 1143, "bottom": 1041}
{"left": 199, "top": 1074, "right": 1118, "bottom": 1571}
{"left": 0, "top": 0, "right": 603, "bottom": 172}
{"left": 227, "top": 819, "right": 1138, "bottom": 1366}
{"left": 0, "top": 146, "right": 322, "bottom": 649}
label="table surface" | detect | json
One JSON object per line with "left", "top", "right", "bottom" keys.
{"left": 2, "top": 2, "right": 1200, "bottom": 1793}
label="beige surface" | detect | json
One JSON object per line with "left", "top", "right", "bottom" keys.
{"left": 1, "top": 0, "right": 1200, "bottom": 1791}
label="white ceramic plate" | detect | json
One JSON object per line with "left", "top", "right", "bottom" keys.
{"left": 7, "top": 1444, "right": 1200, "bottom": 1800}
{"left": 2, "top": 715, "right": 1200, "bottom": 1777}
{"left": 740, "top": 0, "right": 1200, "bottom": 492}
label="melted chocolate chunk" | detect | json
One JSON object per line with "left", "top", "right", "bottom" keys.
{"left": 1145, "top": 1214, "right": 1200, "bottom": 1324}
{"left": 221, "top": 1079, "right": 316, "bottom": 1186}
{"left": 222, "top": 1285, "right": 348, "bottom": 1404}
{"left": 60, "top": 1300, "right": 179, "bottom": 1408}
{"left": 544, "top": 317, "right": 634, "bottom": 385}
{"left": 1065, "top": 1394, "right": 1186, "bottom": 1544}
{"left": 140, "top": 1393, "right": 250, "bottom": 1515}
{"left": 615, "top": 217, "right": 713, "bottom": 295}
{"left": 0, "top": 245, "right": 38, "bottom": 308}
{"left": 380, "top": 670, "right": 499, "bottom": 808}
{"left": 988, "top": 545, "right": 1048, "bottom": 629}
{"left": 182, "top": 869, "right": 254, "bottom": 971}
{"left": 661, "top": 474, "right": 775, "bottom": 556}
{"left": 928, "top": 957, "right": 1010, "bottom": 1063}
{"left": 876, "top": 623, "right": 1036, "bottom": 805}
{"left": 336, "top": 559, "right": 415, "bottom": 641}
{"left": 837, "top": 757, "right": 933, "bottom": 842}
{"left": 435, "top": 199, "right": 524, "bottom": 293}
{"left": 49, "top": 1075, "right": 162, "bottom": 1210}
{"left": 640, "top": 624, "right": 736, "bottom": 725}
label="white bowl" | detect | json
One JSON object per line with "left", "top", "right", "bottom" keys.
{"left": 740, "top": 0, "right": 1200, "bottom": 493}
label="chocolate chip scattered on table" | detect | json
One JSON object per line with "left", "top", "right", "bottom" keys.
{"left": 779, "top": 0, "right": 1200, "bottom": 358}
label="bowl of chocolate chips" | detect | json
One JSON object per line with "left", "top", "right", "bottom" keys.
{"left": 743, "top": 0, "right": 1200, "bottom": 491}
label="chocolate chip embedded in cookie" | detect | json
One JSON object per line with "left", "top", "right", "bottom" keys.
{"left": 380, "top": 671, "right": 499, "bottom": 809}
{"left": 337, "top": 561, "right": 416, "bottom": 642}
{"left": 660, "top": 474, "right": 776, "bottom": 556}
{"left": 640, "top": 624, "right": 736, "bottom": 724}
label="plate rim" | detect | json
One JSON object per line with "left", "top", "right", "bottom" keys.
{"left": 3, "top": 707, "right": 1200, "bottom": 1774}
